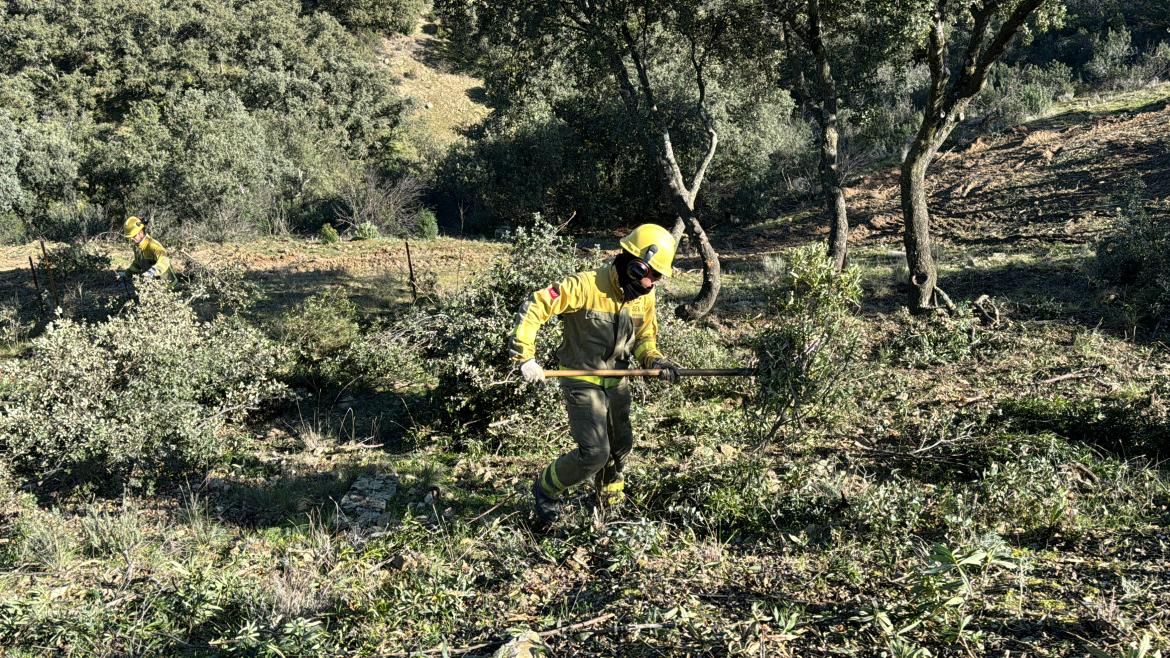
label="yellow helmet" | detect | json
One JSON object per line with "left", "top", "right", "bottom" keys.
{"left": 123, "top": 215, "right": 145, "bottom": 239}
{"left": 619, "top": 224, "right": 676, "bottom": 278}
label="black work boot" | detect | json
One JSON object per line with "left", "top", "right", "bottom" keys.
{"left": 532, "top": 478, "right": 561, "bottom": 529}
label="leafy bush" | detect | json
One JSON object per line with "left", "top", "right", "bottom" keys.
{"left": 649, "top": 453, "right": 848, "bottom": 537}
{"left": 0, "top": 304, "right": 33, "bottom": 352}
{"left": 0, "top": 280, "right": 287, "bottom": 491}
{"left": 640, "top": 307, "right": 747, "bottom": 403}
{"left": 352, "top": 221, "right": 381, "bottom": 240}
{"left": 319, "top": 224, "right": 340, "bottom": 244}
{"left": 415, "top": 208, "right": 439, "bottom": 240}
{"left": 39, "top": 242, "right": 112, "bottom": 282}
{"left": 749, "top": 246, "right": 863, "bottom": 442}
{"left": 1085, "top": 29, "right": 1170, "bottom": 92}
{"left": 971, "top": 62, "right": 1074, "bottom": 131}
{"left": 974, "top": 453, "right": 1072, "bottom": 533}
{"left": 280, "top": 290, "right": 429, "bottom": 397}
{"left": 1001, "top": 393, "right": 1169, "bottom": 459}
{"left": 1096, "top": 178, "right": 1170, "bottom": 324}
{"left": 176, "top": 258, "right": 259, "bottom": 318}
{"left": 0, "top": 212, "right": 24, "bottom": 245}
{"left": 28, "top": 241, "right": 119, "bottom": 323}
{"left": 313, "top": 0, "right": 428, "bottom": 34}
{"left": 281, "top": 290, "right": 362, "bottom": 390}
{"left": 848, "top": 478, "right": 930, "bottom": 536}
{"left": 344, "top": 327, "right": 431, "bottom": 393}
{"left": 880, "top": 304, "right": 995, "bottom": 368}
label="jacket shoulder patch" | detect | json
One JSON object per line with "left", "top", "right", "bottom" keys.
{"left": 547, "top": 286, "right": 560, "bottom": 300}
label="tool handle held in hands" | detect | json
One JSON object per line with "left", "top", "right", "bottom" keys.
{"left": 546, "top": 368, "right": 755, "bottom": 378}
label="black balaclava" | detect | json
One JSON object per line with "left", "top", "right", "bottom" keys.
{"left": 615, "top": 251, "right": 652, "bottom": 301}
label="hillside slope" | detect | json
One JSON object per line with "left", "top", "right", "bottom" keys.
{"left": 730, "top": 85, "right": 1170, "bottom": 258}
{"left": 854, "top": 85, "right": 1170, "bottom": 248}
{"left": 377, "top": 20, "right": 491, "bottom": 153}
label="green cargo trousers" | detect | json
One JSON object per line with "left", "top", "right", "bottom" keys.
{"left": 537, "top": 379, "right": 632, "bottom": 498}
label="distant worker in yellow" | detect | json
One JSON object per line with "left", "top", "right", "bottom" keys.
{"left": 510, "top": 224, "right": 680, "bottom": 528}
{"left": 118, "top": 216, "right": 173, "bottom": 283}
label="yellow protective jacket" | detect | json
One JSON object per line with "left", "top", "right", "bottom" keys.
{"left": 126, "top": 236, "right": 173, "bottom": 281}
{"left": 510, "top": 265, "right": 664, "bottom": 387}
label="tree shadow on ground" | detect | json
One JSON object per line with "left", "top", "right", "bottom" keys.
{"left": 0, "top": 261, "right": 129, "bottom": 332}
{"left": 1028, "top": 94, "right": 1170, "bottom": 132}
{"left": 412, "top": 21, "right": 466, "bottom": 74}
{"left": 240, "top": 264, "right": 413, "bottom": 324}
{"left": 858, "top": 250, "right": 1159, "bottom": 338}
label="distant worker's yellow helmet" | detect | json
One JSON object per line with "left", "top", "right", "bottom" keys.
{"left": 123, "top": 215, "right": 145, "bottom": 239}
{"left": 619, "top": 224, "right": 676, "bottom": 278}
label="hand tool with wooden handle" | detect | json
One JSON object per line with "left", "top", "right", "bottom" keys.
{"left": 545, "top": 368, "right": 756, "bottom": 378}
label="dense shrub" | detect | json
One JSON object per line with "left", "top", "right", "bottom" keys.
{"left": 415, "top": 208, "right": 439, "bottom": 240}
{"left": 352, "top": 221, "right": 382, "bottom": 240}
{"left": 640, "top": 306, "right": 748, "bottom": 403}
{"left": 1085, "top": 29, "right": 1170, "bottom": 91}
{"left": 312, "top": 0, "right": 428, "bottom": 34}
{"left": 319, "top": 224, "right": 341, "bottom": 244}
{"left": 281, "top": 290, "right": 362, "bottom": 390}
{"left": 0, "top": 305, "right": 33, "bottom": 351}
{"left": 176, "top": 258, "right": 260, "bottom": 318}
{"left": 1096, "top": 178, "right": 1170, "bottom": 324}
{"left": 881, "top": 305, "right": 987, "bottom": 367}
{"left": 28, "top": 241, "right": 119, "bottom": 323}
{"left": 281, "top": 290, "right": 429, "bottom": 397}
{"left": 749, "top": 247, "right": 863, "bottom": 442}
{"left": 0, "top": 281, "right": 287, "bottom": 491}
{"left": 0, "top": 0, "right": 406, "bottom": 240}
{"left": 971, "top": 62, "right": 1075, "bottom": 131}
{"left": 650, "top": 453, "right": 848, "bottom": 537}
{"left": 1001, "top": 393, "right": 1170, "bottom": 459}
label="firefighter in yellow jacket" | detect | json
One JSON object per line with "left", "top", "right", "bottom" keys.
{"left": 118, "top": 216, "right": 173, "bottom": 283}
{"left": 510, "top": 224, "right": 680, "bottom": 527}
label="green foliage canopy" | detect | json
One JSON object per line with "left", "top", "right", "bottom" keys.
{"left": 0, "top": 0, "right": 408, "bottom": 240}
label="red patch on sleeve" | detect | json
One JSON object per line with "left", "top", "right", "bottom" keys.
{"left": 547, "top": 286, "right": 560, "bottom": 300}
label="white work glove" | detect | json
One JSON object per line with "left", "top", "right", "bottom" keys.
{"left": 520, "top": 359, "right": 545, "bottom": 384}
{"left": 144, "top": 266, "right": 159, "bottom": 279}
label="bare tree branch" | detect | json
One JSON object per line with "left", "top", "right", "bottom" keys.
{"left": 975, "top": 0, "right": 1045, "bottom": 75}
{"left": 687, "top": 32, "right": 718, "bottom": 197}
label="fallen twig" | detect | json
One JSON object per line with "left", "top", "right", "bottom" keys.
{"left": 1037, "top": 366, "right": 1099, "bottom": 385}
{"left": 338, "top": 441, "right": 383, "bottom": 452}
{"left": 385, "top": 613, "right": 618, "bottom": 657}
{"left": 468, "top": 499, "right": 509, "bottom": 525}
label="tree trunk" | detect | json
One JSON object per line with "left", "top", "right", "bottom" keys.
{"left": 670, "top": 216, "right": 685, "bottom": 245}
{"left": 817, "top": 99, "right": 847, "bottom": 273}
{"left": 807, "top": 0, "right": 848, "bottom": 273}
{"left": 671, "top": 200, "right": 720, "bottom": 320}
{"left": 896, "top": 0, "right": 1043, "bottom": 313}
{"left": 900, "top": 144, "right": 939, "bottom": 312}
{"left": 605, "top": 25, "right": 722, "bottom": 320}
